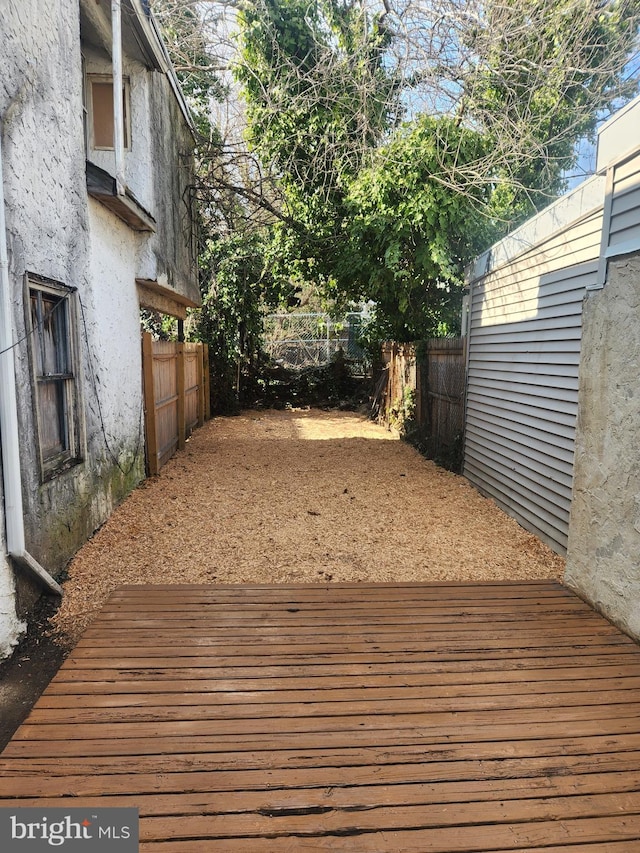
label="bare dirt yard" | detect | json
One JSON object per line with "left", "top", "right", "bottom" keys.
{"left": 51, "top": 408, "right": 564, "bottom": 648}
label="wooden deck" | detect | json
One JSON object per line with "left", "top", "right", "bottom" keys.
{"left": 2, "top": 581, "right": 640, "bottom": 850}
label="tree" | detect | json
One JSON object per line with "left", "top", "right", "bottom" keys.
{"left": 462, "top": 0, "right": 640, "bottom": 225}
{"left": 338, "top": 116, "right": 492, "bottom": 340}
{"left": 151, "top": 0, "right": 640, "bottom": 345}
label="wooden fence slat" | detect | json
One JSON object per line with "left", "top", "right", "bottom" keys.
{"left": 141, "top": 338, "right": 210, "bottom": 475}
{"left": 376, "top": 338, "right": 466, "bottom": 466}
{"left": 142, "top": 332, "right": 159, "bottom": 477}
{"left": 177, "top": 343, "right": 186, "bottom": 451}
{"left": 197, "top": 344, "right": 205, "bottom": 428}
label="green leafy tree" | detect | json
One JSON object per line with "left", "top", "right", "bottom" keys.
{"left": 234, "top": 0, "right": 639, "bottom": 341}
{"left": 338, "top": 116, "right": 492, "bottom": 340}
{"left": 464, "top": 0, "right": 640, "bottom": 227}
{"left": 197, "top": 232, "right": 279, "bottom": 412}
{"left": 152, "top": 0, "right": 640, "bottom": 353}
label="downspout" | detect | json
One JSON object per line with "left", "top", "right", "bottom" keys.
{"left": 111, "top": 0, "right": 126, "bottom": 196}
{"left": 0, "top": 124, "right": 63, "bottom": 597}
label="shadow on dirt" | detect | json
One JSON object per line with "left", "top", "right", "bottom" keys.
{"left": 0, "top": 595, "right": 67, "bottom": 752}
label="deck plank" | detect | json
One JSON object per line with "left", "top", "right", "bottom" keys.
{"left": 1, "top": 580, "right": 640, "bottom": 851}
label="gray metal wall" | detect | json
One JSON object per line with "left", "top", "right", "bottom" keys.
{"left": 599, "top": 148, "right": 640, "bottom": 280}
{"left": 464, "top": 192, "right": 604, "bottom": 554}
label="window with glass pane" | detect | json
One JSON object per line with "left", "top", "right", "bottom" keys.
{"left": 28, "top": 282, "right": 80, "bottom": 476}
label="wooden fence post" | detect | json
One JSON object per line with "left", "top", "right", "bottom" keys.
{"left": 142, "top": 332, "right": 158, "bottom": 476}
{"left": 177, "top": 343, "right": 186, "bottom": 450}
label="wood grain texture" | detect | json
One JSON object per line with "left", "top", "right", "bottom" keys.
{"left": 2, "top": 581, "right": 640, "bottom": 851}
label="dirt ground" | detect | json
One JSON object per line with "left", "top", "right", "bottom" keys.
{"left": 50, "top": 407, "right": 565, "bottom": 649}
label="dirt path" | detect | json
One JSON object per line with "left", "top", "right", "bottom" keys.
{"left": 51, "top": 408, "right": 564, "bottom": 647}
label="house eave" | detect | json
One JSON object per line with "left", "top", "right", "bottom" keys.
{"left": 86, "top": 160, "right": 156, "bottom": 232}
{"left": 137, "top": 278, "right": 201, "bottom": 319}
{"left": 79, "top": 0, "right": 196, "bottom": 137}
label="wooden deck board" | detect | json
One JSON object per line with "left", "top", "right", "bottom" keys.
{"left": 1, "top": 581, "right": 640, "bottom": 851}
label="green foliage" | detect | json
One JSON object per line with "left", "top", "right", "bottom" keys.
{"left": 337, "top": 116, "right": 491, "bottom": 341}
{"left": 196, "top": 232, "right": 275, "bottom": 413}
{"left": 467, "top": 0, "right": 640, "bottom": 227}
{"left": 140, "top": 309, "right": 178, "bottom": 341}
{"left": 153, "top": 0, "right": 640, "bottom": 381}
{"left": 234, "top": 0, "right": 401, "bottom": 312}
{"left": 235, "top": 0, "right": 396, "bottom": 197}
{"left": 389, "top": 387, "right": 417, "bottom": 437}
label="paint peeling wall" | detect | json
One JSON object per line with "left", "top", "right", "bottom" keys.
{"left": 1, "top": 0, "right": 86, "bottom": 647}
{"left": 83, "top": 47, "right": 155, "bottom": 213}
{"left": 565, "top": 254, "right": 640, "bottom": 641}
{"left": 145, "top": 72, "right": 198, "bottom": 300}
{"left": 0, "top": 518, "right": 24, "bottom": 658}
{"left": 0, "top": 0, "right": 201, "bottom": 649}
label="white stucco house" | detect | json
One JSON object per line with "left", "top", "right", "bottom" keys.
{"left": 0, "top": 0, "right": 201, "bottom": 656}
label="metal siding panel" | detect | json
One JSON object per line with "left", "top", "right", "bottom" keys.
{"left": 463, "top": 458, "right": 569, "bottom": 553}
{"left": 464, "top": 220, "right": 594, "bottom": 554}
{"left": 612, "top": 170, "right": 640, "bottom": 198}
{"left": 609, "top": 223, "right": 640, "bottom": 248}
{"left": 467, "top": 429, "right": 573, "bottom": 490}
{"left": 611, "top": 150, "right": 640, "bottom": 183}
{"left": 467, "top": 368, "right": 579, "bottom": 395}
{"left": 469, "top": 323, "right": 583, "bottom": 344}
{"left": 472, "top": 303, "right": 584, "bottom": 330}
{"left": 470, "top": 339, "right": 581, "bottom": 355}
{"left": 469, "top": 356, "right": 579, "bottom": 375}
{"left": 610, "top": 188, "right": 640, "bottom": 217}
{"left": 469, "top": 383, "right": 578, "bottom": 426}
{"left": 465, "top": 392, "right": 577, "bottom": 437}
{"left": 465, "top": 411, "right": 575, "bottom": 466}
{"left": 465, "top": 447, "right": 572, "bottom": 519}
{"left": 471, "top": 350, "right": 581, "bottom": 366}
{"left": 609, "top": 200, "right": 640, "bottom": 237}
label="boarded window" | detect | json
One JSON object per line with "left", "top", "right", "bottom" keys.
{"left": 89, "top": 76, "right": 130, "bottom": 150}
{"left": 28, "top": 278, "right": 82, "bottom": 477}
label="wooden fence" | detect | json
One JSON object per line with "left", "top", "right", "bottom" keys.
{"left": 376, "top": 338, "right": 466, "bottom": 467}
{"left": 142, "top": 332, "right": 211, "bottom": 476}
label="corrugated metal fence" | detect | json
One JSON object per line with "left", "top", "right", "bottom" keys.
{"left": 142, "top": 332, "right": 211, "bottom": 475}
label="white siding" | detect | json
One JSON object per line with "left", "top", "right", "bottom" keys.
{"left": 606, "top": 149, "right": 640, "bottom": 256}
{"left": 464, "top": 199, "right": 604, "bottom": 554}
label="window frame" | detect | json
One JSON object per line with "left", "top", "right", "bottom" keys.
{"left": 86, "top": 73, "right": 131, "bottom": 152}
{"left": 25, "top": 274, "right": 83, "bottom": 481}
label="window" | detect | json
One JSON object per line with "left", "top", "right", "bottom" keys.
{"left": 87, "top": 74, "right": 130, "bottom": 150}
{"left": 27, "top": 276, "right": 82, "bottom": 478}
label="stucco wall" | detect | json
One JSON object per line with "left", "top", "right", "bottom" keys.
{"left": 0, "top": 485, "right": 24, "bottom": 656}
{"left": 565, "top": 254, "right": 640, "bottom": 640}
{"left": 141, "top": 72, "right": 198, "bottom": 303}
{"left": 1, "top": 0, "right": 195, "bottom": 656}
{"left": 2, "top": 0, "right": 145, "bottom": 599}
{"left": 83, "top": 46, "right": 198, "bottom": 306}
{"left": 1, "top": 0, "right": 85, "bottom": 641}
{"left": 83, "top": 47, "right": 155, "bottom": 213}
{"left": 23, "top": 201, "right": 146, "bottom": 576}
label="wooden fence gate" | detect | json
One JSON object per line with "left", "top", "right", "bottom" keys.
{"left": 142, "top": 332, "right": 211, "bottom": 475}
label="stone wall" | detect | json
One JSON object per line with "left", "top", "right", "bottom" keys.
{"left": 565, "top": 254, "right": 640, "bottom": 641}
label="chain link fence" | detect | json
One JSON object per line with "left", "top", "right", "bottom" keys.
{"left": 264, "top": 312, "right": 368, "bottom": 374}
